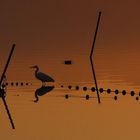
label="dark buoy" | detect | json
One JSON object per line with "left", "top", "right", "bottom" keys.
{"left": 99, "top": 88, "right": 104, "bottom": 93}
{"left": 6, "top": 82, "right": 8, "bottom": 86}
{"left": 86, "top": 95, "right": 90, "bottom": 100}
{"left": 139, "top": 92, "right": 140, "bottom": 96}
{"left": 26, "top": 83, "right": 29, "bottom": 86}
{"left": 11, "top": 82, "right": 14, "bottom": 86}
{"left": 115, "top": 89, "right": 119, "bottom": 94}
{"left": 83, "top": 87, "right": 87, "bottom": 91}
{"left": 114, "top": 96, "right": 117, "bottom": 100}
{"left": 136, "top": 97, "right": 139, "bottom": 100}
{"left": 107, "top": 89, "right": 111, "bottom": 94}
{"left": 16, "top": 82, "right": 18, "bottom": 86}
{"left": 61, "top": 85, "right": 64, "bottom": 88}
{"left": 75, "top": 86, "right": 79, "bottom": 90}
{"left": 21, "top": 82, "right": 23, "bottom": 86}
{"left": 130, "top": 91, "right": 135, "bottom": 96}
{"left": 68, "top": 85, "right": 72, "bottom": 89}
{"left": 64, "top": 60, "right": 72, "bottom": 65}
{"left": 91, "top": 87, "right": 95, "bottom": 92}
{"left": 122, "top": 90, "right": 126, "bottom": 95}
{"left": 65, "top": 94, "right": 69, "bottom": 99}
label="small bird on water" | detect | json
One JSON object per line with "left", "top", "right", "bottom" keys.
{"left": 30, "top": 65, "right": 55, "bottom": 86}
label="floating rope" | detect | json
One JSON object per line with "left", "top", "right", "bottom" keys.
{"left": 60, "top": 85, "right": 140, "bottom": 101}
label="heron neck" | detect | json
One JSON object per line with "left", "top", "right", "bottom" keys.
{"left": 35, "top": 67, "right": 39, "bottom": 74}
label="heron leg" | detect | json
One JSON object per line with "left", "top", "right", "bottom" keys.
{"left": 42, "top": 82, "right": 46, "bottom": 87}
{"left": 34, "top": 93, "right": 39, "bottom": 103}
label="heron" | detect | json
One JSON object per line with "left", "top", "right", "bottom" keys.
{"left": 30, "top": 65, "right": 55, "bottom": 86}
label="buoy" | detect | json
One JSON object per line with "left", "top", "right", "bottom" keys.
{"left": 130, "top": 91, "right": 135, "bottom": 96}
{"left": 114, "top": 96, "right": 117, "bottom": 100}
{"left": 65, "top": 94, "right": 69, "bottom": 99}
{"left": 75, "top": 86, "right": 79, "bottom": 90}
{"left": 99, "top": 88, "right": 104, "bottom": 93}
{"left": 11, "top": 82, "right": 14, "bottom": 86}
{"left": 86, "top": 95, "right": 90, "bottom": 100}
{"left": 83, "top": 87, "right": 87, "bottom": 91}
{"left": 115, "top": 89, "right": 119, "bottom": 94}
{"left": 136, "top": 97, "right": 139, "bottom": 100}
{"left": 122, "top": 90, "right": 126, "bottom": 95}
{"left": 91, "top": 87, "right": 95, "bottom": 92}
{"left": 68, "top": 85, "right": 72, "bottom": 89}
{"left": 107, "top": 89, "right": 111, "bottom": 94}
{"left": 26, "top": 83, "right": 29, "bottom": 86}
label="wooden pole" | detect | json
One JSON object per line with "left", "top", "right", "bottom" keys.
{"left": 0, "top": 44, "right": 15, "bottom": 129}
{"left": 90, "top": 12, "right": 102, "bottom": 104}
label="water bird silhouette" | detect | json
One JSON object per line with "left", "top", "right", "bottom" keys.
{"left": 34, "top": 86, "right": 54, "bottom": 102}
{"left": 30, "top": 65, "right": 55, "bottom": 86}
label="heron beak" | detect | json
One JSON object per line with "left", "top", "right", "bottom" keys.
{"left": 30, "top": 66, "right": 35, "bottom": 69}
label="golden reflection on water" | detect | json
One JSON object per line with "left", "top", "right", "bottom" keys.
{"left": 1, "top": 86, "right": 140, "bottom": 140}
{"left": 1, "top": 43, "right": 140, "bottom": 140}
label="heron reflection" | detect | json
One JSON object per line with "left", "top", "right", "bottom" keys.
{"left": 34, "top": 86, "right": 54, "bottom": 102}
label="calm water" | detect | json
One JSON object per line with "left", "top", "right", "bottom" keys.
{"left": 1, "top": 44, "right": 140, "bottom": 140}
{"left": 1, "top": 0, "right": 140, "bottom": 139}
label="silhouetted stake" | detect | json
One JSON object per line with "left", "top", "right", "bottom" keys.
{"left": 90, "top": 12, "right": 102, "bottom": 104}
{"left": 0, "top": 44, "right": 15, "bottom": 129}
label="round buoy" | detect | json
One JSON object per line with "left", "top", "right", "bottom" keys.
{"left": 21, "top": 82, "right": 23, "bottom": 86}
{"left": 16, "top": 82, "right": 18, "bottom": 86}
{"left": 107, "top": 89, "right": 111, "bottom": 94}
{"left": 65, "top": 94, "right": 69, "bottom": 99}
{"left": 6, "top": 82, "right": 8, "bottom": 86}
{"left": 11, "top": 82, "right": 14, "bottom": 86}
{"left": 86, "top": 95, "right": 90, "bottom": 100}
{"left": 68, "top": 85, "right": 72, "bottom": 89}
{"left": 83, "top": 87, "right": 87, "bottom": 91}
{"left": 115, "top": 89, "right": 119, "bottom": 94}
{"left": 99, "top": 88, "right": 104, "bottom": 93}
{"left": 130, "top": 91, "right": 135, "bottom": 96}
{"left": 75, "top": 86, "right": 79, "bottom": 90}
{"left": 61, "top": 85, "right": 64, "bottom": 88}
{"left": 114, "top": 96, "right": 117, "bottom": 100}
{"left": 136, "top": 97, "right": 139, "bottom": 100}
{"left": 26, "top": 83, "right": 29, "bottom": 86}
{"left": 91, "top": 87, "right": 95, "bottom": 92}
{"left": 122, "top": 90, "right": 126, "bottom": 95}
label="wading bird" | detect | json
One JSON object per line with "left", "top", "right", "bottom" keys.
{"left": 30, "top": 65, "right": 55, "bottom": 86}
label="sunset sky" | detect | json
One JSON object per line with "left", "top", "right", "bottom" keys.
{"left": 1, "top": 0, "right": 140, "bottom": 140}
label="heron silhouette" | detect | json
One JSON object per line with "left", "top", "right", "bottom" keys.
{"left": 34, "top": 86, "right": 54, "bottom": 102}
{"left": 30, "top": 65, "right": 55, "bottom": 86}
